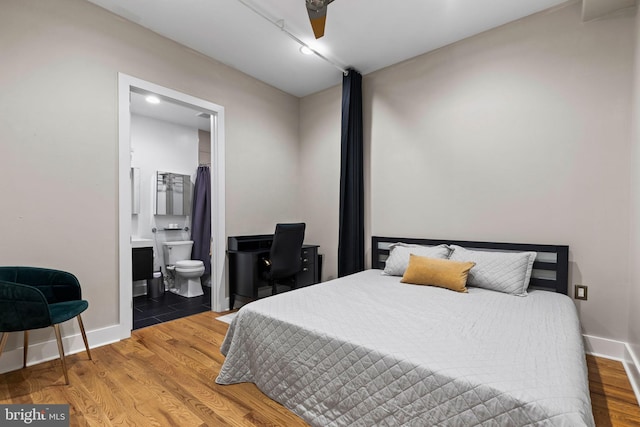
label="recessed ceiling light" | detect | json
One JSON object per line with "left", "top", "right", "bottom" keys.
{"left": 145, "top": 95, "right": 160, "bottom": 104}
{"left": 299, "top": 45, "right": 313, "bottom": 55}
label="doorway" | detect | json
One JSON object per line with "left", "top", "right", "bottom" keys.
{"left": 117, "top": 74, "right": 226, "bottom": 339}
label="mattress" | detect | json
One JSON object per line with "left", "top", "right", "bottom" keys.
{"left": 216, "top": 269, "right": 594, "bottom": 426}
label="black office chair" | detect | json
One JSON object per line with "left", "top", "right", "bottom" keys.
{"left": 262, "top": 223, "right": 306, "bottom": 295}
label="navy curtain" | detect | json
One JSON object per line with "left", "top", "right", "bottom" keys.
{"left": 191, "top": 166, "right": 211, "bottom": 274}
{"left": 338, "top": 69, "right": 364, "bottom": 277}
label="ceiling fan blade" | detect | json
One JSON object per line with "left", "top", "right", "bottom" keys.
{"left": 306, "top": 0, "right": 335, "bottom": 39}
{"left": 307, "top": 6, "right": 328, "bottom": 38}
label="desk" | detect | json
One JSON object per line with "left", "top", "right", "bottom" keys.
{"left": 228, "top": 235, "right": 320, "bottom": 310}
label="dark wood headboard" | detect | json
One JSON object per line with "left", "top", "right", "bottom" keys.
{"left": 371, "top": 236, "right": 569, "bottom": 294}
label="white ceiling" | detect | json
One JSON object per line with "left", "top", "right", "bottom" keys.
{"left": 88, "top": 0, "right": 571, "bottom": 97}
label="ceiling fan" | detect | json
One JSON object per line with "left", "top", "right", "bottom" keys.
{"left": 305, "top": 0, "right": 336, "bottom": 39}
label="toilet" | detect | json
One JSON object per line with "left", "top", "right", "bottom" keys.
{"left": 162, "top": 240, "right": 204, "bottom": 297}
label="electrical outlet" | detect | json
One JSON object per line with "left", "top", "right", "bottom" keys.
{"left": 574, "top": 285, "right": 588, "bottom": 300}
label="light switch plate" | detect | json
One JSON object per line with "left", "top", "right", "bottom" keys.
{"left": 574, "top": 285, "right": 588, "bottom": 300}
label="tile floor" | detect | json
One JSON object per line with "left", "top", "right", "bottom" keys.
{"left": 133, "top": 285, "right": 211, "bottom": 330}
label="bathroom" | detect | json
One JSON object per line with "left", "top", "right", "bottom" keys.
{"left": 129, "top": 91, "right": 212, "bottom": 329}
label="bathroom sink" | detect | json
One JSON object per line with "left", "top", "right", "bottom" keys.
{"left": 131, "top": 238, "right": 154, "bottom": 248}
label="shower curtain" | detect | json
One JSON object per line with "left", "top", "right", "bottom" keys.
{"left": 191, "top": 165, "right": 211, "bottom": 275}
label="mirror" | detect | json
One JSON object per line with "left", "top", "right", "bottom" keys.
{"left": 155, "top": 171, "right": 191, "bottom": 215}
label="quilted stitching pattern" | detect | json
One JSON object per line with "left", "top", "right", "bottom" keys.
{"left": 217, "top": 271, "right": 593, "bottom": 427}
{"left": 383, "top": 244, "right": 451, "bottom": 276}
{"left": 449, "top": 246, "right": 536, "bottom": 296}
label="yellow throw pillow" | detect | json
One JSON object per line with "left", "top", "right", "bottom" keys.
{"left": 401, "top": 254, "right": 475, "bottom": 293}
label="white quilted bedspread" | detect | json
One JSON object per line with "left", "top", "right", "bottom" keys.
{"left": 216, "top": 270, "right": 594, "bottom": 427}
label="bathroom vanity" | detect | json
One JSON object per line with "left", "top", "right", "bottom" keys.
{"left": 132, "top": 239, "right": 154, "bottom": 282}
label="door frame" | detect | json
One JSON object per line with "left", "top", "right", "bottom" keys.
{"left": 117, "top": 73, "right": 226, "bottom": 339}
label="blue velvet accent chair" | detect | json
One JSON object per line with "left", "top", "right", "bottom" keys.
{"left": 0, "top": 267, "right": 92, "bottom": 384}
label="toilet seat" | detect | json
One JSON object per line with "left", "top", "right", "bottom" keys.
{"left": 175, "top": 260, "right": 205, "bottom": 279}
{"left": 175, "top": 260, "right": 204, "bottom": 270}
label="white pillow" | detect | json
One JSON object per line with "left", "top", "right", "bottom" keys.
{"left": 448, "top": 245, "right": 536, "bottom": 296}
{"left": 383, "top": 243, "right": 451, "bottom": 276}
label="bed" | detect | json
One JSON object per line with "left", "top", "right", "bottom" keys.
{"left": 216, "top": 237, "right": 594, "bottom": 426}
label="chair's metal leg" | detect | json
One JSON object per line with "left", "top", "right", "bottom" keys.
{"left": 76, "top": 314, "right": 92, "bottom": 360}
{"left": 0, "top": 333, "right": 8, "bottom": 357}
{"left": 23, "top": 331, "right": 29, "bottom": 368}
{"left": 53, "top": 324, "right": 69, "bottom": 385}
{"left": 271, "top": 279, "right": 277, "bottom": 295}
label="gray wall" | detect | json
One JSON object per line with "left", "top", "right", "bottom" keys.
{"left": 300, "top": 2, "right": 637, "bottom": 341}
{"left": 0, "top": 0, "right": 301, "bottom": 348}
{"left": 628, "top": 5, "right": 640, "bottom": 367}
{"left": 299, "top": 86, "right": 342, "bottom": 281}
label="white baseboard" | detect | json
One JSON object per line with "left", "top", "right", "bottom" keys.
{"left": 624, "top": 344, "right": 640, "bottom": 405}
{"left": 0, "top": 324, "right": 121, "bottom": 374}
{"left": 583, "top": 334, "right": 627, "bottom": 360}
{"left": 583, "top": 334, "right": 640, "bottom": 405}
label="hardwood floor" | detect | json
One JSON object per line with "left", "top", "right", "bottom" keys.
{"left": 0, "top": 311, "right": 638, "bottom": 426}
{"left": 588, "top": 355, "right": 640, "bottom": 426}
